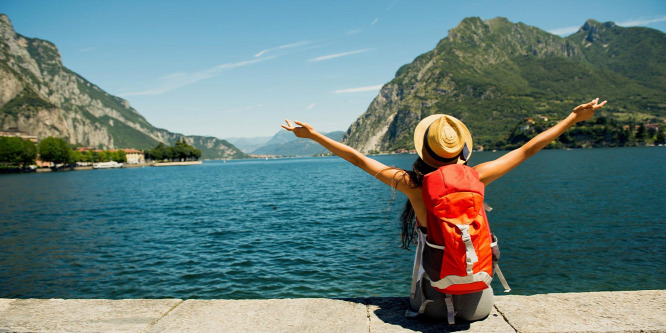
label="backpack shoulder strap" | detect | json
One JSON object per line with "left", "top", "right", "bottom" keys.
{"left": 406, "top": 228, "right": 434, "bottom": 318}
{"left": 491, "top": 235, "right": 511, "bottom": 292}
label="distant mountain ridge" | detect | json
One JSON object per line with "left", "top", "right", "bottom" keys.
{"left": 224, "top": 136, "right": 272, "bottom": 154}
{"left": 247, "top": 130, "right": 345, "bottom": 156}
{"left": 0, "top": 14, "right": 245, "bottom": 160}
{"left": 343, "top": 17, "right": 666, "bottom": 152}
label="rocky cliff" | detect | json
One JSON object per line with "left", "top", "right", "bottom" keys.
{"left": 343, "top": 17, "right": 666, "bottom": 152}
{"left": 0, "top": 14, "right": 245, "bottom": 159}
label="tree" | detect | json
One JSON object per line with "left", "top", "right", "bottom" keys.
{"left": 99, "top": 150, "right": 111, "bottom": 162}
{"left": 81, "top": 150, "right": 92, "bottom": 163}
{"left": 165, "top": 146, "right": 175, "bottom": 161}
{"left": 174, "top": 138, "right": 201, "bottom": 161}
{"left": 38, "top": 137, "right": 72, "bottom": 167}
{"left": 153, "top": 143, "right": 168, "bottom": 161}
{"left": 192, "top": 147, "right": 202, "bottom": 160}
{"left": 91, "top": 150, "right": 101, "bottom": 163}
{"left": 146, "top": 140, "right": 202, "bottom": 162}
{"left": 70, "top": 150, "right": 82, "bottom": 163}
{"left": 0, "top": 137, "right": 36, "bottom": 167}
{"left": 114, "top": 150, "right": 127, "bottom": 163}
{"left": 636, "top": 124, "right": 647, "bottom": 142}
{"left": 174, "top": 140, "right": 188, "bottom": 161}
{"left": 656, "top": 128, "right": 665, "bottom": 145}
{"left": 20, "top": 139, "right": 37, "bottom": 166}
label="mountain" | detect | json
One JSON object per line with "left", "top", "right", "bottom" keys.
{"left": 250, "top": 130, "right": 297, "bottom": 154}
{"left": 225, "top": 136, "right": 272, "bottom": 153}
{"left": 251, "top": 130, "right": 345, "bottom": 156}
{"left": 343, "top": 17, "right": 666, "bottom": 152}
{"left": 0, "top": 14, "right": 245, "bottom": 160}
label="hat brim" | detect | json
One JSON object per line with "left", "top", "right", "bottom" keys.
{"left": 413, "top": 114, "right": 473, "bottom": 168}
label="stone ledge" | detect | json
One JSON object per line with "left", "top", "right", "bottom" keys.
{"left": 0, "top": 290, "right": 663, "bottom": 332}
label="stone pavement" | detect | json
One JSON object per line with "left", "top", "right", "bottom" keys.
{"left": 0, "top": 290, "right": 664, "bottom": 332}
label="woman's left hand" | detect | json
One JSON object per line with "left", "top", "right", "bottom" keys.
{"left": 281, "top": 120, "right": 316, "bottom": 139}
{"left": 572, "top": 98, "right": 607, "bottom": 122}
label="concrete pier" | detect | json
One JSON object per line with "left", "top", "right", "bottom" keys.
{"left": 0, "top": 290, "right": 663, "bottom": 332}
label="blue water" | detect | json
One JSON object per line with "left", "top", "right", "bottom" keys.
{"left": 0, "top": 147, "right": 664, "bottom": 299}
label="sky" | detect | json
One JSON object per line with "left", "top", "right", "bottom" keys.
{"left": 2, "top": 0, "right": 665, "bottom": 139}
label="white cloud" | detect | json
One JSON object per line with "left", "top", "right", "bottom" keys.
{"left": 347, "top": 28, "right": 362, "bottom": 35}
{"left": 618, "top": 16, "right": 666, "bottom": 27}
{"left": 371, "top": 18, "right": 379, "bottom": 25}
{"left": 306, "top": 103, "right": 315, "bottom": 110}
{"left": 254, "top": 40, "right": 311, "bottom": 57}
{"left": 310, "top": 49, "right": 371, "bottom": 62}
{"left": 386, "top": 0, "right": 398, "bottom": 11}
{"left": 549, "top": 15, "right": 666, "bottom": 36}
{"left": 548, "top": 26, "right": 580, "bottom": 36}
{"left": 122, "top": 57, "right": 273, "bottom": 97}
{"left": 334, "top": 84, "right": 383, "bottom": 94}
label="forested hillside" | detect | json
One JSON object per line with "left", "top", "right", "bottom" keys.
{"left": 343, "top": 17, "right": 666, "bottom": 152}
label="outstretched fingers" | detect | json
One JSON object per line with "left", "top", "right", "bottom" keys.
{"left": 281, "top": 119, "right": 295, "bottom": 131}
{"left": 594, "top": 100, "right": 608, "bottom": 109}
{"left": 574, "top": 98, "right": 607, "bottom": 112}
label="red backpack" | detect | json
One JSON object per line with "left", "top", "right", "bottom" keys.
{"left": 422, "top": 164, "right": 494, "bottom": 294}
{"left": 407, "top": 164, "right": 510, "bottom": 323}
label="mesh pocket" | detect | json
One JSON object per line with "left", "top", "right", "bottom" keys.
{"left": 423, "top": 243, "right": 444, "bottom": 281}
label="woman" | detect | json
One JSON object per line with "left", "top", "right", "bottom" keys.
{"left": 282, "top": 98, "right": 607, "bottom": 322}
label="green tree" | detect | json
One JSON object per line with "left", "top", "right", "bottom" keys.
{"left": 38, "top": 137, "right": 72, "bottom": 167}
{"left": 114, "top": 150, "right": 127, "bottom": 163}
{"left": 145, "top": 140, "right": 202, "bottom": 162}
{"left": 70, "top": 150, "right": 82, "bottom": 163}
{"left": 91, "top": 150, "right": 101, "bottom": 163}
{"left": 647, "top": 126, "right": 658, "bottom": 143}
{"left": 635, "top": 124, "right": 647, "bottom": 142}
{"left": 656, "top": 128, "right": 665, "bottom": 145}
{"left": 99, "top": 150, "right": 111, "bottom": 162}
{"left": 155, "top": 143, "right": 168, "bottom": 161}
{"left": 174, "top": 140, "right": 188, "bottom": 161}
{"left": 81, "top": 150, "right": 92, "bottom": 163}
{"left": 0, "top": 137, "right": 23, "bottom": 165}
{"left": 166, "top": 146, "right": 175, "bottom": 161}
{"left": 192, "top": 147, "right": 202, "bottom": 160}
{"left": 0, "top": 137, "right": 36, "bottom": 167}
{"left": 20, "top": 139, "right": 37, "bottom": 166}
{"left": 173, "top": 138, "right": 201, "bottom": 161}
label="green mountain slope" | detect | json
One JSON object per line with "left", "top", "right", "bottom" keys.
{"left": 343, "top": 17, "right": 666, "bottom": 152}
{"left": 0, "top": 14, "right": 246, "bottom": 160}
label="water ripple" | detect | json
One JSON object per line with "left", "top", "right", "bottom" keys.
{"left": 0, "top": 148, "right": 665, "bottom": 298}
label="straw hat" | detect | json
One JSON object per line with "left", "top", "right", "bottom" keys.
{"left": 413, "top": 114, "right": 473, "bottom": 168}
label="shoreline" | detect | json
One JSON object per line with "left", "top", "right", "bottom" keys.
{"left": 3, "top": 161, "right": 204, "bottom": 174}
{"left": 152, "top": 161, "right": 203, "bottom": 167}
{"left": 1, "top": 290, "right": 663, "bottom": 332}
{"left": 2, "top": 146, "right": 663, "bottom": 174}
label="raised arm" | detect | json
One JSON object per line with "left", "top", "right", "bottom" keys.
{"left": 473, "top": 98, "right": 607, "bottom": 185}
{"left": 281, "top": 120, "right": 415, "bottom": 193}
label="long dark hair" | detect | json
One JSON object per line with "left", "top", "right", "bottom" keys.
{"left": 399, "top": 157, "right": 436, "bottom": 250}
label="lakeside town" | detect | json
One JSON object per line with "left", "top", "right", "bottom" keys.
{"left": 0, "top": 128, "right": 202, "bottom": 173}
{"left": 2, "top": 113, "right": 664, "bottom": 174}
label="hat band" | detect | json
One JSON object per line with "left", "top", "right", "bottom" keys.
{"left": 423, "top": 126, "right": 470, "bottom": 163}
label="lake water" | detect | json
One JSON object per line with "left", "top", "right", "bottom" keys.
{"left": 1, "top": 147, "right": 664, "bottom": 299}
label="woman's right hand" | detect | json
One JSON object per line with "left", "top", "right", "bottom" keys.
{"left": 281, "top": 120, "right": 316, "bottom": 139}
{"left": 572, "top": 98, "right": 607, "bottom": 123}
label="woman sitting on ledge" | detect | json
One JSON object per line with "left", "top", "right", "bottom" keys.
{"left": 281, "top": 98, "right": 606, "bottom": 322}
